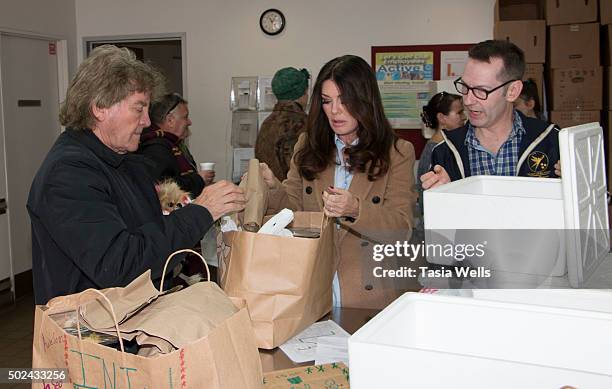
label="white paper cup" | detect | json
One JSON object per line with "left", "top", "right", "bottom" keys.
{"left": 200, "top": 162, "right": 215, "bottom": 171}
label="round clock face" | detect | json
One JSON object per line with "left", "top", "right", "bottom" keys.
{"left": 260, "top": 9, "right": 285, "bottom": 36}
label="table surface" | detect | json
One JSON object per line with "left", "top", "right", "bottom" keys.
{"left": 259, "top": 307, "right": 380, "bottom": 373}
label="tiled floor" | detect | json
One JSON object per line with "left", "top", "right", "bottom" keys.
{"left": 0, "top": 294, "right": 34, "bottom": 389}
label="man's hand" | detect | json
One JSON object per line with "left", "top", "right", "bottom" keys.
{"left": 554, "top": 160, "right": 561, "bottom": 177}
{"left": 420, "top": 165, "right": 451, "bottom": 190}
{"left": 322, "top": 187, "right": 359, "bottom": 218}
{"left": 192, "top": 180, "right": 246, "bottom": 221}
{"left": 199, "top": 170, "right": 215, "bottom": 185}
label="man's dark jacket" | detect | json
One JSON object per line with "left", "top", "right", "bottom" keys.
{"left": 430, "top": 112, "right": 560, "bottom": 180}
{"left": 27, "top": 129, "right": 213, "bottom": 304}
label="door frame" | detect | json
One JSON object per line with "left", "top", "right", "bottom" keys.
{"left": 0, "top": 28, "right": 69, "bottom": 301}
{"left": 82, "top": 33, "right": 187, "bottom": 98}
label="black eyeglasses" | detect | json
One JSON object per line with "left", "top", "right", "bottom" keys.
{"left": 454, "top": 77, "right": 518, "bottom": 100}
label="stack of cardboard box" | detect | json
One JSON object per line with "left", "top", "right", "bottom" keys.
{"left": 547, "top": 0, "right": 602, "bottom": 128}
{"left": 494, "top": 0, "right": 546, "bottom": 114}
{"left": 601, "top": 0, "right": 612, "bottom": 189}
{"left": 494, "top": 0, "right": 610, "bottom": 184}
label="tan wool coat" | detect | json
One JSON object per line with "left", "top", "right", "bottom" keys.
{"left": 267, "top": 135, "right": 421, "bottom": 309}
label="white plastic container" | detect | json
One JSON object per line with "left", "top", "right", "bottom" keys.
{"left": 430, "top": 288, "right": 612, "bottom": 312}
{"left": 349, "top": 292, "right": 612, "bottom": 389}
{"left": 423, "top": 123, "right": 609, "bottom": 287}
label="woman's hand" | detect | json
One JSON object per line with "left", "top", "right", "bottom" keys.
{"left": 240, "top": 162, "right": 279, "bottom": 189}
{"left": 258, "top": 162, "right": 280, "bottom": 190}
{"left": 322, "top": 187, "right": 359, "bottom": 218}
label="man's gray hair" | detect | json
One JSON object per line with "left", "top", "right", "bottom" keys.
{"left": 59, "top": 45, "right": 166, "bottom": 129}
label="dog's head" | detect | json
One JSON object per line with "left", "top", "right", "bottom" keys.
{"left": 155, "top": 179, "right": 191, "bottom": 215}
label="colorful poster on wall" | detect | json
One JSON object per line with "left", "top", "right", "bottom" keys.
{"left": 374, "top": 52, "right": 434, "bottom": 128}
{"left": 375, "top": 52, "right": 434, "bottom": 81}
{"left": 440, "top": 51, "right": 469, "bottom": 80}
{"left": 377, "top": 81, "right": 432, "bottom": 129}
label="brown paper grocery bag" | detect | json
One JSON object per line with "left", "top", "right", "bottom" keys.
{"left": 31, "top": 249, "right": 263, "bottom": 389}
{"left": 79, "top": 270, "right": 160, "bottom": 328}
{"left": 220, "top": 212, "right": 334, "bottom": 349}
{"left": 241, "top": 158, "right": 269, "bottom": 232}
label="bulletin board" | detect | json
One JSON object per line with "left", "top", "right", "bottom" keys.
{"left": 371, "top": 44, "right": 474, "bottom": 156}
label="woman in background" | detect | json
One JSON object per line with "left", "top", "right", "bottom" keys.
{"left": 260, "top": 55, "right": 419, "bottom": 309}
{"left": 514, "top": 78, "right": 541, "bottom": 120}
{"left": 417, "top": 92, "right": 465, "bottom": 199}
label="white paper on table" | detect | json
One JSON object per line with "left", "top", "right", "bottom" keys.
{"left": 279, "top": 320, "right": 350, "bottom": 363}
{"left": 314, "top": 335, "right": 349, "bottom": 366}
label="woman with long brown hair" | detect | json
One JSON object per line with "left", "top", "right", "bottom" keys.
{"left": 261, "top": 55, "right": 419, "bottom": 309}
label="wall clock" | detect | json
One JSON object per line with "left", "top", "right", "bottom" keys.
{"left": 260, "top": 9, "right": 285, "bottom": 36}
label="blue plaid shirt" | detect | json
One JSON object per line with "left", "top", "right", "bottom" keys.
{"left": 466, "top": 110, "right": 526, "bottom": 176}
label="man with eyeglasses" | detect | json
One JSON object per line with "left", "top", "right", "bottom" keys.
{"left": 139, "top": 93, "right": 213, "bottom": 198}
{"left": 421, "top": 40, "right": 560, "bottom": 190}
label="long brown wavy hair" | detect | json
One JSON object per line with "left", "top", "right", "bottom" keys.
{"left": 295, "top": 55, "right": 398, "bottom": 181}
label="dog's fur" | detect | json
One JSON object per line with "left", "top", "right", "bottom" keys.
{"left": 155, "top": 179, "right": 191, "bottom": 214}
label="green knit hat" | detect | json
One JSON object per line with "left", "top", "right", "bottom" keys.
{"left": 271, "top": 67, "right": 309, "bottom": 101}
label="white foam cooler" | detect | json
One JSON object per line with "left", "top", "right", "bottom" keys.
{"left": 423, "top": 123, "right": 610, "bottom": 287}
{"left": 348, "top": 292, "right": 612, "bottom": 388}
{"left": 470, "top": 289, "right": 612, "bottom": 312}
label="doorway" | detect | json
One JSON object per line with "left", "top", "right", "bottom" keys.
{"left": 0, "top": 32, "right": 66, "bottom": 303}
{"left": 84, "top": 34, "right": 186, "bottom": 96}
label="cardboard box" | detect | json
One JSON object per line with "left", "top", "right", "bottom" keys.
{"left": 524, "top": 63, "right": 544, "bottom": 104}
{"left": 264, "top": 363, "right": 349, "bottom": 388}
{"left": 550, "top": 111, "right": 601, "bottom": 128}
{"left": 602, "top": 0, "right": 612, "bottom": 25}
{"left": 494, "top": 20, "right": 546, "bottom": 63}
{"left": 605, "top": 25, "right": 612, "bottom": 67}
{"left": 549, "top": 23, "right": 600, "bottom": 68}
{"left": 603, "top": 111, "right": 612, "bottom": 189}
{"left": 607, "top": 67, "right": 612, "bottom": 109}
{"left": 495, "top": 0, "right": 544, "bottom": 20}
{"left": 550, "top": 67, "right": 603, "bottom": 110}
{"left": 546, "top": 0, "right": 597, "bottom": 25}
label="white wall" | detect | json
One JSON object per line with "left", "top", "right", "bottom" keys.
{"left": 0, "top": 0, "right": 76, "bottom": 278}
{"left": 76, "top": 0, "right": 495, "bottom": 179}
{"left": 0, "top": 0, "right": 77, "bottom": 75}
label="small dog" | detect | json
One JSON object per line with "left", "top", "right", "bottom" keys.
{"left": 155, "top": 179, "right": 191, "bottom": 215}
{"left": 154, "top": 180, "right": 198, "bottom": 282}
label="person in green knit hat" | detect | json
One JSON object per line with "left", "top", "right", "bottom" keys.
{"left": 255, "top": 67, "right": 310, "bottom": 181}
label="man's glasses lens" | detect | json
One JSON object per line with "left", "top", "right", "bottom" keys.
{"left": 454, "top": 80, "right": 469, "bottom": 95}
{"left": 471, "top": 88, "right": 488, "bottom": 100}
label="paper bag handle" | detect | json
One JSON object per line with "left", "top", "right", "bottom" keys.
{"left": 76, "top": 288, "right": 125, "bottom": 354}
{"left": 159, "top": 248, "right": 210, "bottom": 292}
{"left": 322, "top": 214, "right": 331, "bottom": 229}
